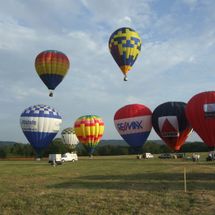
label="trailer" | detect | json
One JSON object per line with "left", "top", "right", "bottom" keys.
{"left": 48, "top": 154, "right": 62, "bottom": 165}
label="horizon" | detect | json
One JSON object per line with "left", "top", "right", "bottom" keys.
{"left": 0, "top": 138, "right": 205, "bottom": 145}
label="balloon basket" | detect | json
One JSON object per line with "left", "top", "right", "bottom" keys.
{"left": 49, "top": 91, "right": 53, "bottom": 97}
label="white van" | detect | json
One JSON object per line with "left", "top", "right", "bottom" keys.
{"left": 61, "top": 152, "right": 78, "bottom": 162}
{"left": 137, "top": 153, "right": 154, "bottom": 159}
{"left": 142, "top": 153, "right": 154, "bottom": 159}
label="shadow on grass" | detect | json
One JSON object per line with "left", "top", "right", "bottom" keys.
{"left": 48, "top": 172, "right": 215, "bottom": 191}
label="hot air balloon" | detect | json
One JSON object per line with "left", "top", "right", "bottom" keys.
{"left": 74, "top": 115, "right": 104, "bottom": 156}
{"left": 186, "top": 91, "right": 215, "bottom": 150}
{"left": 20, "top": 104, "right": 62, "bottom": 158}
{"left": 35, "top": 50, "right": 70, "bottom": 97}
{"left": 114, "top": 104, "right": 152, "bottom": 153}
{"left": 152, "top": 102, "right": 192, "bottom": 151}
{"left": 108, "top": 27, "right": 142, "bottom": 81}
{"left": 61, "top": 127, "right": 79, "bottom": 152}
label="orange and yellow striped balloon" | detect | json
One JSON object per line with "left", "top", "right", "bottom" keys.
{"left": 74, "top": 115, "right": 104, "bottom": 155}
{"left": 35, "top": 50, "right": 70, "bottom": 96}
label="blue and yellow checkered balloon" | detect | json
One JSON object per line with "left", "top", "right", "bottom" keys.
{"left": 109, "top": 27, "right": 142, "bottom": 81}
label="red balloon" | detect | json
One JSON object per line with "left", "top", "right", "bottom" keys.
{"left": 186, "top": 91, "right": 215, "bottom": 149}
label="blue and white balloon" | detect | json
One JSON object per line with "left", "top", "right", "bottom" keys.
{"left": 20, "top": 104, "right": 62, "bottom": 155}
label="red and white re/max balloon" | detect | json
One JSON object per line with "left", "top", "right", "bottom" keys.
{"left": 186, "top": 91, "right": 215, "bottom": 149}
{"left": 114, "top": 104, "right": 152, "bottom": 149}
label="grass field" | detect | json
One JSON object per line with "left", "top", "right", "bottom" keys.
{"left": 0, "top": 154, "right": 214, "bottom": 215}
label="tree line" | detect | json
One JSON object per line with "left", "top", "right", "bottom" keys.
{"left": 0, "top": 138, "right": 210, "bottom": 158}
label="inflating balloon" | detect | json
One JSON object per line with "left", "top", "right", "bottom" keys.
{"left": 109, "top": 27, "right": 142, "bottom": 81}
{"left": 35, "top": 50, "right": 70, "bottom": 97}
{"left": 114, "top": 104, "right": 152, "bottom": 153}
{"left": 20, "top": 104, "right": 62, "bottom": 157}
{"left": 74, "top": 115, "right": 104, "bottom": 156}
{"left": 61, "top": 127, "right": 79, "bottom": 152}
{"left": 152, "top": 102, "right": 192, "bottom": 151}
{"left": 186, "top": 91, "right": 215, "bottom": 149}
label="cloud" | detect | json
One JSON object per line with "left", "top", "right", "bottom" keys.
{"left": 0, "top": 18, "right": 37, "bottom": 50}
{"left": 118, "top": 16, "right": 132, "bottom": 27}
{"left": 0, "top": 1, "right": 86, "bottom": 33}
{"left": 182, "top": 0, "right": 198, "bottom": 8}
{"left": 80, "top": 0, "right": 153, "bottom": 30}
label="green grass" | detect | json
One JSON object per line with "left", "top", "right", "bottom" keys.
{"left": 0, "top": 155, "right": 214, "bottom": 215}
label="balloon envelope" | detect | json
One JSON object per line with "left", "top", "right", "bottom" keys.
{"left": 20, "top": 104, "right": 62, "bottom": 156}
{"left": 152, "top": 102, "right": 192, "bottom": 151}
{"left": 35, "top": 50, "right": 70, "bottom": 96}
{"left": 61, "top": 127, "right": 79, "bottom": 151}
{"left": 114, "top": 104, "right": 152, "bottom": 150}
{"left": 186, "top": 91, "right": 215, "bottom": 149}
{"left": 74, "top": 115, "right": 104, "bottom": 155}
{"left": 109, "top": 27, "right": 141, "bottom": 81}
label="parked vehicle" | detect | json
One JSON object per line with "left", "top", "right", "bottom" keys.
{"left": 174, "top": 153, "right": 185, "bottom": 158}
{"left": 48, "top": 154, "right": 62, "bottom": 165}
{"left": 142, "top": 153, "right": 154, "bottom": 159}
{"left": 136, "top": 153, "right": 154, "bottom": 159}
{"left": 192, "top": 153, "right": 200, "bottom": 162}
{"left": 158, "top": 153, "right": 172, "bottom": 159}
{"left": 61, "top": 152, "right": 78, "bottom": 162}
{"left": 206, "top": 151, "right": 215, "bottom": 161}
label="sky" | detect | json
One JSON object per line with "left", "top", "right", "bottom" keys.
{"left": 1, "top": 0, "right": 215, "bottom": 143}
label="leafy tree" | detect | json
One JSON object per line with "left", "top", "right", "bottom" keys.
{"left": 0, "top": 139, "right": 212, "bottom": 157}
{"left": 0, "top": 147, "right": 8, "bottom": 158}
{"left": 43, "top": 138, "right": 68, "bottom": 156}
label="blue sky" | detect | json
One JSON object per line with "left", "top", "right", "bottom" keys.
{"left": 1, "top": 0, "right": 215, "bottom": 143}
